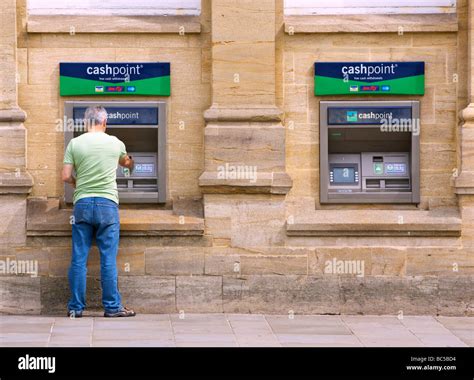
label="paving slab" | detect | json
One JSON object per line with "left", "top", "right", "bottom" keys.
{"left": 0, "top": 322, "right": 53, "bottom": 333}
{"left": 0, "top": 314, "right": 472, "bottom": 347}
{"left": 92, "top": 340, "right": 175, "bottom": 347}
{"left": 276, "top": 334, "right": 363, "bottom": 347}
{"left": 413, "top": 333, "right": 468, "bottom": 347}
{"left": 93, "top": 330, "right": 172, "bottom": 340}
{"left": 0, "top": 342, "right": 48, "bottom": 347}
{"left": 266, "top": 315, "right": 350, "bottom": 335}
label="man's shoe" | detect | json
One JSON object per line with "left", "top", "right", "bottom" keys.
{"left": 104, "top": 307, "right": 136, "bottom": 318}
{"left": 67, "top": 310, "right": 83, "bottom": 318}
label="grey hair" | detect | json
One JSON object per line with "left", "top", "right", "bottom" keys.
{"left": 83, "top": 106, "right": 108, "bottom": 127}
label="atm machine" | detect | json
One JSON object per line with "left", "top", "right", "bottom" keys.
{"left": 320, "top": 101, "right": 420, "bottom": 204}
{"left": 64, "top": 101, "right": 167, "bottom": 203}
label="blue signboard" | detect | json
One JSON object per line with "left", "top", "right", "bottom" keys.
{"left": 328, "top": 107, "right": 413, "bottom": 125}
{"left": 73, "top": 107, "right": 158, "bottom": 126}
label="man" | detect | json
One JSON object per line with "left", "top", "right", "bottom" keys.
{"left": 62, "top": 106, "right": 136, "bottom": 318}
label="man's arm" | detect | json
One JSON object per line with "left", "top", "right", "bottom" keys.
{"left": 119, "top": 154, "right": 134, "bottom": 169}
{"left": 61, "top": 164, "right": 76, "bottom": 188}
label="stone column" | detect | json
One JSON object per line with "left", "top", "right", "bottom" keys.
{"left": 199, "top": 0, "right": 291, "bottom": 194}
{"left": 0, "top": 0, "right": 33, "bottom": 247}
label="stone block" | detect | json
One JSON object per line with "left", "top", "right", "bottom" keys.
{"left": 119, "top": 276, "right": 176, "bottom": 313}
{"left": 223, "top": 275, "right": 341, "bottom": 314}
{"left": 406, "top": 248, "right": 473, "bottom": 276}
{"left": 412, "top": 33, "right": 457, "bottom": 47}
{"left": 205, "top": 216, "right": 231, "bottom": 239}
{"left": 437, "top": 275, "right": 473, "bottom": 316}
{"left": 204, "top": 123, "right": 286, "bottom": 172}
{"left": 204, "top": 250, "right": 240, "bottom": 275}
{"left": 176, "top": 275, "right": 223, "bottom": 312}
{"left": 40, "top": 34, "right": 92, "bottom": 48}
{"left": 229, "top": 198, "right": 287, "bottom": 247}
{"left": 212, "top": 0, "right": 275, "bottom": 43}
{"left": 420, "top": 171, "right": 454, "bottom": 197}
{"left": 40, "top": 276, "right": 102, "bottom": 314}
{"left": 170, "top": 83, "right": 210, "bottom": 125}
{"left": 168, "top": 169, "right": 202, "bottom": 198}
{"left": 0, "top": 195, "right": 28, "bottom": 246}
{"left": 339, "top": 276, "right": 439, "bottom": 315}
{"left": 284, "top": 84, "right": 308, "bottom": 123}
{"left": 145, "top": 247, "right": 205, "bottom": 275}
{"left": 240, "top": 254, "right": 307, "bottom": 275}
{"left": 421, "top": 123, "right": 455, "bottom": 144}
{"left": 309, "top": 247, "right": 372, "bottom": 276}
{"left": 13, "top": 246, "right": 49, "bottom": 276}
{"left": 0, "top": 276, "right": 41, "bottom": 314}
{"left": 168, "top": 122, "right": 204, "bottom": 145}
{"left": 212, "top": 42, "right": 275, "bottom": 106}
{"left": 371, "top": 248, "right": 407, "bottom": 276}
{"left": 286, "top": 168, "right": 318, "bottom": 198}
{"left": 420, "top": 143, "right": 456, "bottom": 171}
{"left": 0, "top": 126, "right": 27, "bottom": 169}
{"left": 168, "top": 143, "right": 203, "bottom": 171}
{"left": 87, "top": 247, "right": 146, "bottom": 276}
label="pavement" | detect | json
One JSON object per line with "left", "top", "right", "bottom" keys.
{"left": 0, "top": 314, "right": 472, "bottom": 347}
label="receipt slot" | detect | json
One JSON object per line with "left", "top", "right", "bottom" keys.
{"left": 64, "top": 101, "right": 167, "bottom": 203}
{"left": 320, "top": 101, "right": 420, "bottom": 204}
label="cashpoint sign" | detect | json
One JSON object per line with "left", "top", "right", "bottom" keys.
{"left": 327, "top": 106, "right": 413, "bottom": 125}
{"left": 60, "top": 62, "right": 170, "bottom": 96}
{"left": 72, "top": 107, "right": 158, "bottom": 126}
{"left": 314, "top": 62, "right": 424, "bottom": 96}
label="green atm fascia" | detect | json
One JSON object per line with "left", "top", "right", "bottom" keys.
{"left": 320, "top": 100, "right": 420, "bottom": 204}
{"left": 64, "top": 101, "right": 167, "bottom": 204}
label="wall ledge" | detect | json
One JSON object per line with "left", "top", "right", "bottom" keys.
{"left": 0, "top": 108, "right": 27, "bottom": 123}
{"left": 203, "top": 105, "right": 283, "bottom": 122}
{"left": 286, "top": 208, "right": 461, "bottom": 237}
{"left": 0, "top": 172, "right": 33, "bottom": 194}
{"left": 27, "top": 15, "right": 201, "bottom": 34}
{"left": 284, "top": 14, "right": 458, "bottom": 34}
{"left": 26, "top": 198, "right": 204, "bottom": 237}
{"left": 199, "top": 171, "right": 293, "bottom": 195}
{"left": 455, "top": 172, "right": 474, "bottom": 194}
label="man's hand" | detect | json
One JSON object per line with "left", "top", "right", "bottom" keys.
{"left": 119, "top": 155, "right": 134, "bottom": 170}
{"left": 61, "top": 164, "right": 76, "bottom": 188}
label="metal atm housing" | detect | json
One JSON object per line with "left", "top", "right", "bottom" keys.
{"left": 320, "top": 101, "right": 420, "bottom": 204}
{"left": 64, "top": 101, "right": 167, "bottom": 203}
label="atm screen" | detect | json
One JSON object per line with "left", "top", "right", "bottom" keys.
{"left": 333, "top": 167, "right": 356, "bottom": 183}
{"left": 134, "top": 163, "right": 155, "bottom": 174}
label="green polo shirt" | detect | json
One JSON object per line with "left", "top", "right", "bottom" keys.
{"left": 64, "top": 132, "right": 127, "bottom": 204}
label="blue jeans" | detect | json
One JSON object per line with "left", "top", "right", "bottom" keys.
{"left": 67, "top": 197, "right": 122, "bottom": 313}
